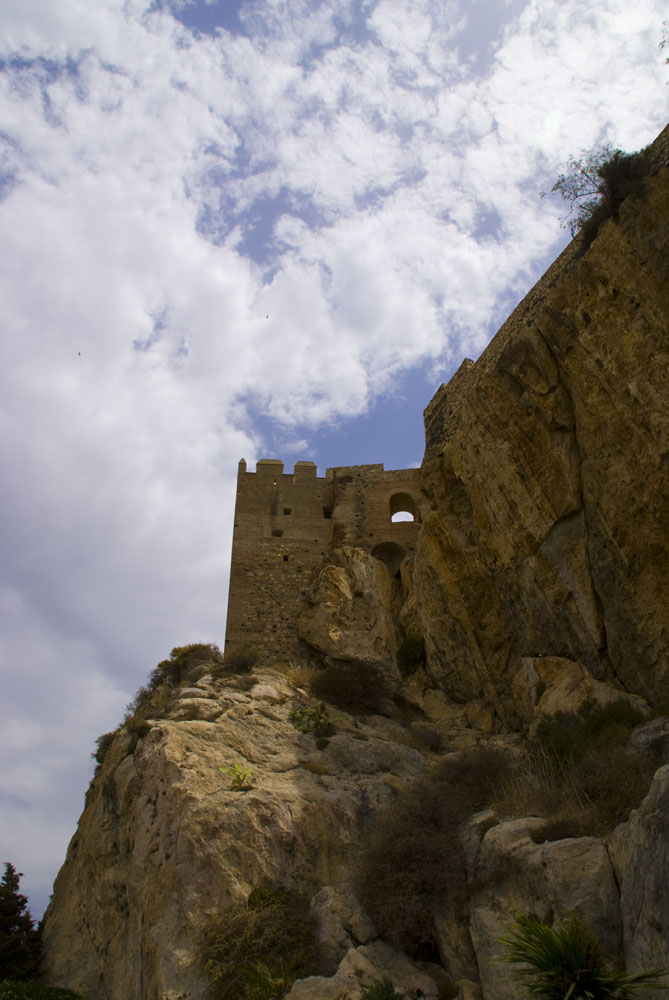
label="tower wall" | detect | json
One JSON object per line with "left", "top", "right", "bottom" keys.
{"left": 225, "top": 458, "right": 422, "bottom": 664}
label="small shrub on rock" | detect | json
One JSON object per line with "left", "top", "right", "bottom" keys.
{"left": 290, "top": 703, "right": 334, "bottom": 737}
{"left": 92, "top": 730, "right": 119, "bottom": 766}
{"left": 223, "top": 645, "right": 258, "bottom": 675}
{"left": 125, "top": 643, "right": 223, "bottom": 723}
{"left": 196, "top": 886, "right": 318, "bottom": 999}
{"left": 356, "top": 747, "right": 511, "bottom": 956}
{"left": 361, "top": 979, "right": 403, "bottom": 1000}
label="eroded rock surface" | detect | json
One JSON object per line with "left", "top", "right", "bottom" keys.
{"left": 42, "top": 137, "right": 669, "bottom": 1000}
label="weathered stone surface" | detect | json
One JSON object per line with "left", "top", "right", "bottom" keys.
{"left": 298, "top": 546, "right": 397, "bottom": 669}
{"left": 416, "top": 161, "right": 669, "bottom": 714}
{"left": 41, "top": 136, "right": 669, "bottom": 1000}
{"left": 41, "top": 668, "right": 429, "bottom": 1000}
{"left": 285, "top": 940, "right": 441, "bottom": 1000}
{"left": 466, "top": 819, "right": 621, "bottom": 1000}
{"left": 512, "top": 656, "right": 648, "bottom": 726}
{"left": 608, "top": 765, "right": 669, "bottom": 979}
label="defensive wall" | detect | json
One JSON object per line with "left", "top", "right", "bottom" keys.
{"left": 225, "top": 457, "right": 421, "bottom": 663}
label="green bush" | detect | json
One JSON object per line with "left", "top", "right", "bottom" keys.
{"left": 361, "top": 979, "right": 403, "bottom": 1000}
{"left": 290, "top": 703, "right": 334, "bottom": 737}
{"left": 397, "top": 636, "right": 425, "bottom": 678}
{"left": 223, "top": 645, "right": 258, "bottom": 675}
{"left": 196, "top": 886, "right": 318, "bottom": 999}
{"left": 551, "top": 144, "right": 653, "bottom": 248}
{"left": 356, "top": 748, "right": 511, "bottom": 956}
{"left": 0, "top": 984, "right": 83, "bottom": 1000}
{"left": 92, "top": 730, "right": 119, "bottom": 766}
{"left": 499, "top": 912, "right": 667, "bottom": 999}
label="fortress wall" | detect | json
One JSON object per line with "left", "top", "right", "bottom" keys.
{"left": 225, "top": 459, "right": 422, "bottom": 663}
{"left": 225, "top": 459, "right": 334, "bottom": 663}
{"left": 331, "top": 464, "right": 422, "bottom": 560}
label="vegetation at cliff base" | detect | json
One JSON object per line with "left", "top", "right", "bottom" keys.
{"left": 550, "top": 143, "right": 652, "bottom": 247}
{"left": 0, "top": 984, "right": 83, "bottom": 1000}
{"left": 0, "top": 865, "right": 40, "bottom": 984}
{"left": 356, "top": 747, "right": 511, "bottom": 957}
{"left": 499, "top": 912, "right": 667, "bottom": 999}
{"left": 196, "top": 886, "right": 318, "bottom": 999}
{"left": 0, "top": 865, "right": 82, "bottom": 1000}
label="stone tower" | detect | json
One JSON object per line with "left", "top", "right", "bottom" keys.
{"left": 224, "top": 458, "right": 422, "bottom": 664}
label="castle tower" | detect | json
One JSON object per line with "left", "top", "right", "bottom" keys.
{"left": 225, "top": 458, "right": 422, "bottom": 664}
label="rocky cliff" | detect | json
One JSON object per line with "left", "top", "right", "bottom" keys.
{"left": 42, "top": 137, "right": 669, "bottom": 1000}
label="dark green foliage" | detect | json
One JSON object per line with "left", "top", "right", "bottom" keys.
{"left": 361, "top": 978, "right": 403, "bottom": 1000}
{"left": 499, "top": 912, "right": 667, "bottom": 999}
{"left": 308, "top": 661, "right": 390, "bottom": 713}
{"left": 290, "top": 703, "right": 334, "bottom": 737}
{"left": 551, "top": 145, "right": 652, "bottom": 247}
{"left": 0, "top": 865, "right": 40, "bottom": 983}
{"left": 0, "top": 984, "right": 83, "bottom": 999}
{"left": 397, "top": 635, "right": 426, "bottom": 678}
{"left": 222, "top": 645, "right": 258, "bottom": 675}
{"left": 356, "top": 748, "right": 511, "bottom": 955}
{"left": 92, "top": 730, "right": 119, "bottom": 766}
{"left": 197, "top": 886, "right": 318, "bottom": 999}
{"left": 533, "top": 700, "right": 646, "bottom": 766}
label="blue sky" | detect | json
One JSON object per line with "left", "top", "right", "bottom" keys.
{"left": 0, "top": 0, "right": 666, "bottom": 918}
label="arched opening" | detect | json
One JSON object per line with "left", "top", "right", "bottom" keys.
{"left": 371, "top": 541, "right": 405, "bottom": 576}
{"left": 389, "top": 491, "right": 415, "bottom": 523}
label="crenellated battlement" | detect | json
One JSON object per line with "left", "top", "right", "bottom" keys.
{"left": 225, "top": 458, "right": 422, "bottom": 663}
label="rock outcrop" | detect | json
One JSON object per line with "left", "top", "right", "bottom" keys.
{"left": 417, "top": 156, "right": 669, "bottom": 717}
{"left": 42, "top": 134, "right": 669, "bottom": 1000}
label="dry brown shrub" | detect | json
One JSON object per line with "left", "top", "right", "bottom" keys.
{"left": 356, "top": 748, "right": 511, "bottom": 956}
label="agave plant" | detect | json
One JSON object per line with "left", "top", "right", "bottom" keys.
{"left": 499, "top": 913, "right": 667, "bottom": 1000}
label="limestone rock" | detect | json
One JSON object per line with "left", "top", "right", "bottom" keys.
{"left": 285, "top": 940, "right": 442, "bottom": 1000}
{"left": 466, "top": 819, "right": 621, "bottom": 1000}
{"left": 416, "top": 163, "right": 669, "bottom": 711}
{"left": 298, "top": 546, "right": 397, "bottom": 669}
{"left": 41, "top": 669, "right": 429, "bottom": 999}
{"left": 512, "top": 656, "right": 649, "bottom": 726}
{"left": 608, "top": 764, "right": 669, "bottom": 977}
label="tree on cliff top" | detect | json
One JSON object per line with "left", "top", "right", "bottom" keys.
{"left": 549, "top": 144, "right": 651, "bottom": 246}
{"left": 0, "top": 863, "right": 40, "bottom": 982}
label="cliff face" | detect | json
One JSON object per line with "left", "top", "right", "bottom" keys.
{"left": 417, "top": 157, "right": 668, "bottom": 718}
{"left": 42, "top": 147, "right": 669, "bottom": 1000}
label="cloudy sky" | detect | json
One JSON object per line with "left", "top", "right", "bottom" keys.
{"left": 0, "top": 0, "right": 666, "bottom": 918}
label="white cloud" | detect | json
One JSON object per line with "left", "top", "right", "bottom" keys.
{"left": 0, "top": 0, "right": 666, "bottom": 913}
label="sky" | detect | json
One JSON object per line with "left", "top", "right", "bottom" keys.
{"left": 0, "top": 0, "right": 666, "bottom": 920}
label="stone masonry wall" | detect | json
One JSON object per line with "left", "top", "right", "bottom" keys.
{"left": 225, "top": 459, "right": 422, "bottom": 664}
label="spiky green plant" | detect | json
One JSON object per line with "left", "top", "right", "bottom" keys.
{"left": 360, "top": 979, "right": 403, "bottom": 1000}
{"left": 499, "top": 913, "right": 667, "bottom": 1000}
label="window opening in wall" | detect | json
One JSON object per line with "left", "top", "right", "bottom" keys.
{"left": 389, "top": 492, "right": 415, "bottom": 523}
{"left": 323, "top": 507, "right": 332, "bottom": 519}
{"left": 371, "top": 541, "right": 405, "bottom": 576}
{"left": 272, "top": 529, "right": 283, "bottom": 537}
{"left": 283, "top": 507, "right": 292, "bottom": 515}
{"left": 283, "top": 555, "right": 289, "bottom": 562}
